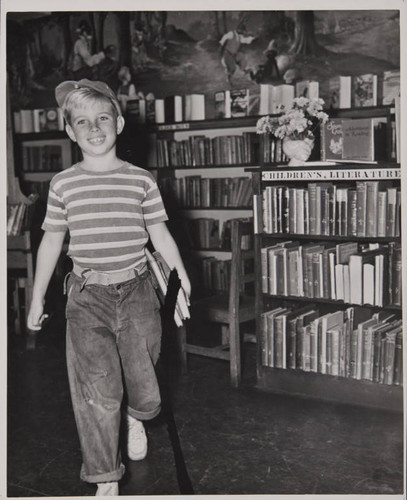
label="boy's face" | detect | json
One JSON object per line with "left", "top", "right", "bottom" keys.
{"left": 65, "top": 99, "right": 124, "bottom": 159}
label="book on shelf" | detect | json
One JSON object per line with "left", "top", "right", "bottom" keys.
{"left": 353, "top": 73, "right": 378, "bottom": 107}
{"left": 319, "top": 310, "right": 344, "bottom": 375}
{"left": 341, "top": 118, "right": 374, "bottom": 162}
{"left": 259, "top": 83, "right": 294, "bottom": 114}
{"left": 248, "top": 86, "right": 260, "bottom": 116}
{"left": 380, "top": 69, "right": 400, "bottom": 105}
{"left": 145, "top": 248, "right": 190, "bottom": 327}
{"left": 394, "top": 94, "right": 400, "bottom": 162}
{"left": 320, "top": 118, "right": 343, "bottom": 162}
{"left": 33, "top": 107, "right": 64, "bottom": 132}
{"left": 230, "top": 89, "right": 249, "bottom": 117}
{"left": 145, "top": 96, "right": 156, "bottom": 123}
{"left": 328, "top": 75, "right": 351, "bottom": 109}
{"left": 295, "top": 80, "right": 319, "bottom": 99}
{"left": 18, "top": 109, "right": 35, "bottom": 133}
{"left": 126, "top": 98, "right": 146, "bottom": 123}
{"left": 164, "top": 95, "right": 183, "bottom": 123}
{"left": 214, "top": 90, "right": 231, "bottom": 119}
{"left": 7, "top": 193, "right": 39, "bottom": 236}
{"left": 260, "top": 307, "right": 287, "bottom": 366}
{"left": 154, "top": 99, "right": 165, "bottom": 124}
{"left": 184, "top": 94, "right": 205, "bottom": 121}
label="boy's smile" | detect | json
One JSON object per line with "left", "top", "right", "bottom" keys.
{"left": 65, "top": 100, "right": 124, "bottom": 160}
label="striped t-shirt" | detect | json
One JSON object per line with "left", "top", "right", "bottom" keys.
{"left": 42, "top": 162, "right": 168, "bottom": 272}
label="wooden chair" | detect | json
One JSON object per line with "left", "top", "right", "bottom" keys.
{"left": 7, "top": 231, "right": 36, "bottom": 349}
{"left": 177, "top": 219, "right": 256, "bottom": 387}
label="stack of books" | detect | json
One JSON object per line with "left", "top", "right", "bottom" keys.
{"left": 145, "top": 249, "right": 190, "bottom": 327}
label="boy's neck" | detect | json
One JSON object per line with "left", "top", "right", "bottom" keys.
{"left": 79, "top": 154, "right": 124, "bottom": 173}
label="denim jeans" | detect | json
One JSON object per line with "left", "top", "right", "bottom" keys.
{"left": 65, "top": 270, "right": 162, "bottom": 483}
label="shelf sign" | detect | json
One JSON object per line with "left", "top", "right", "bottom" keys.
{"left": 262, "top": 168, "right": 401, "bottom": 181}
{"left": 157, "top": 123, "right": 191, "bottom": 131}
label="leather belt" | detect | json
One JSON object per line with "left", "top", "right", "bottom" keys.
{"left": 72, "top": 262, "right": 147, "bottom": 287}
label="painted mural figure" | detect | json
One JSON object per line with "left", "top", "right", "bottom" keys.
{"left": 117, "top": 66, "right": 137, "bottom": 113}
{"left": 70, "top": 20, "right": 106, "bottom": 80}
{"left": 249, "top": 39, "right": 281, "bottom": 83}
{"left": 131, "top": 25, "right": 149, "bottom": 72}
{"left": 219, "top": 24, "right": 255, "bottom": 84}
{"left": 97, "top": 44, "right": 120, "bottom": 91}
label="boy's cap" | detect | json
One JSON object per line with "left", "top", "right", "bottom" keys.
{"left": 55, "top": 79, "right": 122, "bottom": 115}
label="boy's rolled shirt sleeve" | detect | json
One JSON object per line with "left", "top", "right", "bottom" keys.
{"left": 141, "top": 176, "right": 168, "bottom": 227}
{"left": 41, "top": 184, "right": 68, "bottom": 233}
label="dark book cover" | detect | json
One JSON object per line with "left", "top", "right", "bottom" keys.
{"left": 320, "top": 118, "right": 343, "bottom": 161}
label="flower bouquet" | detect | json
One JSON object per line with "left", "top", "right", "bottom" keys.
{"left": 256, "top": 97, "right": 329, "bottom": 166}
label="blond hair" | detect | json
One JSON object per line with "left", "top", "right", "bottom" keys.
{"left": 62, "top": 87, "right": 119, "bottom": 125}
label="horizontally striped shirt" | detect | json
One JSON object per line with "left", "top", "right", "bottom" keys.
{"left": 42, "top": 162, "right": 168, "bottom": 272}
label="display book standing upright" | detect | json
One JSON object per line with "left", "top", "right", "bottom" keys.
{"left": 249, "top": 105, "right": 402, "bottom": 411}
{"left": 145, "top": 116, "right": 259, "bottom": 298}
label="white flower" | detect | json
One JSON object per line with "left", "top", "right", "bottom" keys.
{"left": 256, "top": 97, "right": 329, "bottom": 140}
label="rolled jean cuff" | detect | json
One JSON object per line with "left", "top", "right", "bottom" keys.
{"left": 127, "top": 404, "right": 161, "bottom": 421}
{"left": 80, "top": 463, "right": 125, "bottom": 484}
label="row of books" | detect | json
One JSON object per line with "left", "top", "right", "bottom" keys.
{"left": 324, "top": 70, "right": 400, "bottom": 110}
{"left": 260, "top": 305, "right": 402, "bottom": 386}
{"left": 14, "top": 107, "right": 65, "bottom": 134}
{"left": 126, "top": 94, "right": 205, "bottom": 124}
{"left": 160, "top": 175, "right": 253, "bottom": 209}
{"left": 155, "top": 133, "right": 257, "bottom": 168}
{"left": 200, "top": 256, "right": 232, "bottom": 294}
{"left": 13, "top": 70, "right": 399, "bottom": 134}
{"left": 22, "top": 144, "right": 64, "bottom": 172}
{"left": 186, "top": 217, "right": 253, "bottom": 251}
{"left": 261, "top": 241, "right": 402, "bottom": 307}
{"left": 7, "top": 194, "right": 39, "bottom": 236}
{"left": 259, "top": 70, "right": 400, "bottom": 117}
{"left": 262, "top": 182, "right": 401, "bottom": 238}
{"left": 261, "top": 134, "right": 288, "bottom": 164}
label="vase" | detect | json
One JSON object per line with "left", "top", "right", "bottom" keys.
{"left": 282, "top": 137, "right": 314, "bottom": 166}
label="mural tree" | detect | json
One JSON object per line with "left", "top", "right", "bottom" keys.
{"left": 289, "top": 11, "right": 327, "bottom": 55}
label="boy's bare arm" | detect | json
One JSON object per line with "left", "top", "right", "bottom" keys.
{"left": 147, "top": 222, "right": 191, "bottom": 298}
{"left": 27, "top": 231, "right": 66, "bottom": 330}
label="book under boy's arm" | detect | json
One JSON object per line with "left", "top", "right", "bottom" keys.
{"left": 147, "top": 221, "right": 191, "bottom": 299}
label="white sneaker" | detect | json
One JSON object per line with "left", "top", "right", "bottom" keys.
{"left": 126, "top": 414, "right": 148, "bottom": 461}
{"left": 96, "top": 481, "right": 119, "bottom": 496}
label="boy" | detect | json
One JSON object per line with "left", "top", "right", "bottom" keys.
{"left": 27, "top": 79, "right": 191, "bottom": 496}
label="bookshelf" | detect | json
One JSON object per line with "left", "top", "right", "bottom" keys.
{"left": 142, "top": 117, "right": 260, "bottom": 297}
{"left": 249, "top": 159, "right": 402, "bottom": 411}
{"left": 13, "top": 131, "right": 79, "bottom": 202}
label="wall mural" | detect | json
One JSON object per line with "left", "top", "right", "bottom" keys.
{"left": 7, "top": 10, "right": 400, "bottom": 118}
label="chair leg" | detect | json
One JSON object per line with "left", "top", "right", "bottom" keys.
{"left": 229, "top": 319, "right": 241, "bottom": 388}
{"left": 176, "top": 324, "right": 188, "bottom": 374}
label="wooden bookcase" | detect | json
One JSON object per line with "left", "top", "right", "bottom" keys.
{"left": 13, "top": 131, "right": 79, "bottom": 202}
{"left": 141, "top": 117, "right": 259, "bottom": 297}
{"left": 249, "top": 154, "right": 402, "bottom": 411}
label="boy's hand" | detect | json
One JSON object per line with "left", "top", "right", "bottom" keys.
{"left": 179, "top": 273, "right": 191, "bottom": 303}
{"left": 27, "top": 299, "right": 48, "bottom": 331}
